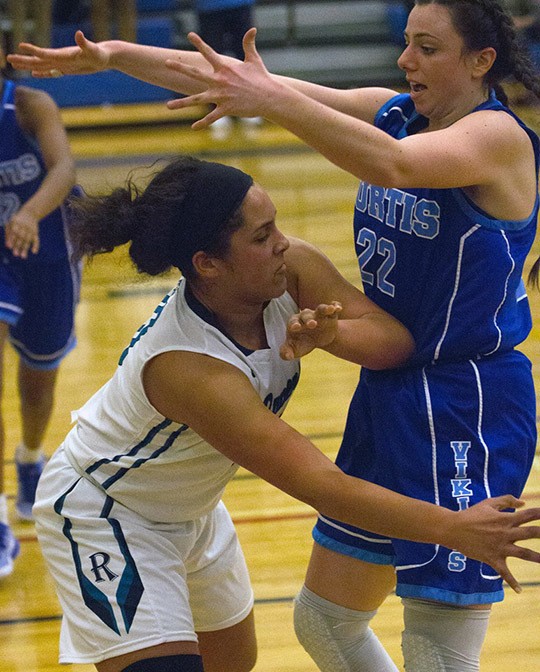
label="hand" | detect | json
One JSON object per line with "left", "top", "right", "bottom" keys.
{"left": 5, "top": 210, "right": 40, "bottom": 258}
{"left": 446, "top": 495, "right": 540, "bottom": 593}
{"left": 165, "top": 28, "right": 276, "bottom": 129}
{"left": 280, "top": 302, "right": 343, "bottom": 361}
{"left": 6, "top": 30, "right": 109, "bottom": 77}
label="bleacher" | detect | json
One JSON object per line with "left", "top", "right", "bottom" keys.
{"left": 8, "top": 0, "right": 405, "bottom": 109}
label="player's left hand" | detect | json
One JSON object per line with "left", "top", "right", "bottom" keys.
{"left": 280, "top": 302, "right": 343, "bottom": 361}
{"left": 165, "top": 28, "right": 276, "bottom": 129}
{"left": 448, "top": 495, "right": 540, "bottom": 593}
{"left": 5, "top": 210, "right": 40, "bottom": 258}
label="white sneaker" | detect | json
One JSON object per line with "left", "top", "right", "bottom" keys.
{"left": 241, "top": 116, "right": 263, "bottom": 137}
{"left": 210, "top": 116, "right": 233, "bottom": 140}
{"left": 0, "top": 523, "right": 20, "bottom": 578}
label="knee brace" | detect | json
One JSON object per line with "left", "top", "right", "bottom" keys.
{"left": 293, "top": 585, "right": 399, "bottom": 671}
{"left": 122, "top": 654, "right": 204, "bottom": 671}
{"left": 402, "top": 598, "right": 490, "bottom": 672}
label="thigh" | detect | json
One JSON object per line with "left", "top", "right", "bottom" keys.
{"left": 0, "top": 256, "right": 22, "bottom": 327}
{"left": 304, "top": 542, "right": 396, "bottom": 612}
{"left": 197, "top": 610, "right": 256, "bottom": 672}
{"left": 197, "top": 11, "right": 227, "bottom": 53}
{"left": 188, "top": 502, "right": 254, "bottom": 633}
{"left": 34, "top": 448, "right": 200, "bottom": 664}
{"left": 10, "top": 256, "right": 81, "bottom": 367}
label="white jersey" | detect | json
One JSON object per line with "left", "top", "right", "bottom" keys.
{"left": 63, "top": 279, "right": 300, "bottom": 523}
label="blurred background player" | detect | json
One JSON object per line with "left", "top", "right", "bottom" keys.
{"left": 0, "top": 40, "right": 80, "bottom": 577}
{"left": 194, "top": 0, "right": 260, "bottom": 138}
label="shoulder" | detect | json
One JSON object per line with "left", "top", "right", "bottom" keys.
{"left": 14, "top": 85, "right": 57, "bottom": 109}
{"left": 458, "top": 108, "right": 535, "bottom": 161}
{"left": 15, "top": 86, "right": 61, "bottom": 132}
{"left": 284, "top": 237, "right": 333, "bottom": 289}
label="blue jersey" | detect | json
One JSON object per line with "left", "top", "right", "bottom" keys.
{"left": 315, "top": 92, "right": 538, "bottom": 605}
{"left": 354, "top": 92, "right": 539, "bottom": 366}
{"left": 0, "top": 79, "right": 72, "bottom": 263}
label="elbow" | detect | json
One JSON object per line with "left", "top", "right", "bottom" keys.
{"left": 367, "top": 332, "right": 415, "bottom": 370}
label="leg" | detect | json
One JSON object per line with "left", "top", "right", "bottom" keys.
{"left": 401, "top": 598, "right": 491, "bottom": 672}
{"left": 294, "top": 542, "right": 399, "bottom": 671}
{"left": 116, "top": 0, "right": 137, "bottom": 43}
{"left": 197, "top": 610, "right": 257, "bottom": 672}
{"left": 15, "top": 360, "right": 57, "bottom": 519}
{"left": 7, "top": 0, "right": 27, "bottom": 48}
{"left": 91, "top": 0, "right": 111, "bottom": 42}
{"left": 96, "top": 642, "right": 201, "bottom": 672}
{"left": 224, "top": 6, "right": 254, "bottom": 62}
{"left": 0, "top": 321, "right": 20, "bottom": 576}
{"left": 30, "top": 0, "right": 52, "bottom": 46}
{"left": 0, "top": 322, "right": 8, "bottom": 499}
{"left": 18, "top": 360, "right": 58, "bottom": 449}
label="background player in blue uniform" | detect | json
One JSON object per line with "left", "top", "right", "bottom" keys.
{"left": 0, "top": 44, "right": 79, "bottom": 578}
{"left": 7, "top": 2, "right": 540, "bottom": 668}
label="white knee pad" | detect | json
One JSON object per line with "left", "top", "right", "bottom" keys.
{"left": 293, "top": 585, "right": 399, "bottom": 671}
{"left": 401, "top": 598, "right": 491, "bottom": 672}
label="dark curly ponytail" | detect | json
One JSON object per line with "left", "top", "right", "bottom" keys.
{"left": 68, "top": 156, "right": 247, "bottom": 279}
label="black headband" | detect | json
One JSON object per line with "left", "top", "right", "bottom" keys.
{"left": 169, "top": 161, "right": 254, "bottom": 269}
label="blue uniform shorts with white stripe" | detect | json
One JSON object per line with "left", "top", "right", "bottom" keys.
{"left": 0, "top": 253, "right": 81, "bottom": 370}
{"left": 314, "top": 351, "right": 536, "bottom": 606}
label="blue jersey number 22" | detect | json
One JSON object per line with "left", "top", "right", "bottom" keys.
{"left": 356, "top": 228, "right": 396, "bottom": 297}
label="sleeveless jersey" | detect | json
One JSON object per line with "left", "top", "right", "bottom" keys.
{"left": 0, "top": 79, "right": 72, "bottom": 263}
{"left": 354, "top": 92, "right": 539, "bottom": 366}
{"left": 63, "top": 279, "right": 300, "bottom": 523}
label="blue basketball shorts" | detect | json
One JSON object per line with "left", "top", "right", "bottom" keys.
{"left": 0, "top": 253, "right": 81, "bottom": 369}
{"left": 314, "top": 352, "right": 537, "bottom": 606}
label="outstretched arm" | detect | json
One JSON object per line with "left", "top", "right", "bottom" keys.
{"left": 7, "top": 30, "right": 213, "bottom": 94}
{"left": 144, "top": 349, "right": 540, "bottom": 593}
{"left": 7, "top": 30, "right": 393, "bottom": 122}
{"left": 164, "top": 29, "right": 533, "bottom": 196}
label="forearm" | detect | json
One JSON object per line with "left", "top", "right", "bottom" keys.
{"left": 323, "top": 314, "right": 415, "bottom": 369}
{"left": 260, "top": 80, "right": 399, "bottom": 183}
{"left": 108, "top": 41, "right": 223, "bottom": 94}
{"left": 21, "top": 159, "right": 75, "bottom": 221}
{"left": 316, "top": 471, "right": 456, "bottom": 546}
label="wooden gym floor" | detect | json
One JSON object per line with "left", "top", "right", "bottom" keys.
{"left": 0, "top": 102, "right": 539, "bottom": 671}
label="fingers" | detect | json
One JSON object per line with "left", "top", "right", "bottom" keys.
{"left": 187, "top": 32, "right": 223, "bottom": 69}
{"left": 74, "top": 30, "right": 89, "bottom": 48}
{"left": 510, "top": 507, "right": 540, "bottom": 526}
{"left": 279, "top": 343, "right": 296, "bottom": 361}
{"left": 286, "top": 303, "right": 342, "bottom": 331}
{"left": 507, "top": 542, "right": 540, "bottom": 563}
{"left": 242, "top": 27, "right": 262, "bottom": 62}
{"left": 485, "top": 494, "right": 524, "bottom": 511}
{"left": 494, "top": 561, "right": 521, "bottom": 593}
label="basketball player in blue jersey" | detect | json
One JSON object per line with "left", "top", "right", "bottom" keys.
{"left": 24, "top": 155, "right": 540, "bottom": 672}
{"left": 7, "top": 2, "right": 540, "bottom": 667}
{"left": 0, "top": 45, "right": 81, "bottom": 579}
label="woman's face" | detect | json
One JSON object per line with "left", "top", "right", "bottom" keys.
{"left": 397, "top": 3, "right": 487, "bottom": 121}
{"left": 214, "top": 183, "right": 290, "bottom": 304}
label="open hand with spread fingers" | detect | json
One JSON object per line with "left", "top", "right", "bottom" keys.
{"left": 165, "top": 28, "right": 277, "bottom": 129}
{"left": 442, "top": 495, "right": 540, "bottom": 594}
{"left": 6, "top": 30, "right": 110, "bottom": 76}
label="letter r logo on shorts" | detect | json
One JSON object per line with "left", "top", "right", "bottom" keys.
{"left": 89, "top": 552, "right": 119, "bottom": 582}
